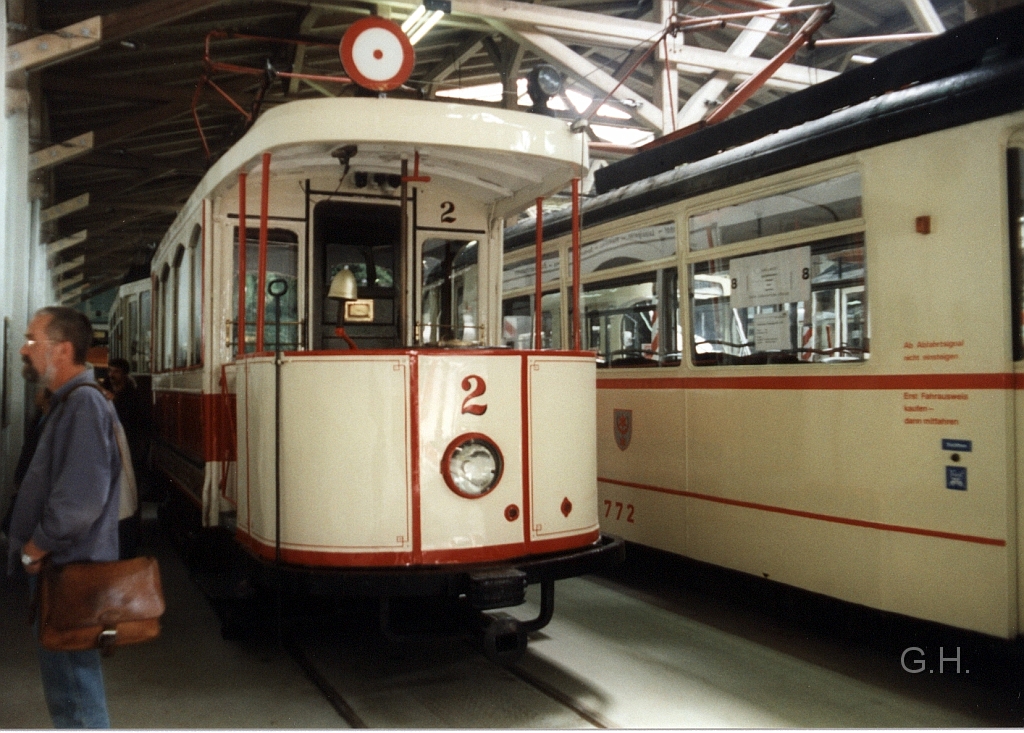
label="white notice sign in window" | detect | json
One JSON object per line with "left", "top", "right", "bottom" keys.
{"left": 753, "top": 311, "right": 792, "bottom": 350}
{"left": 729, "top": 246, "right": 811, "bottom": 309}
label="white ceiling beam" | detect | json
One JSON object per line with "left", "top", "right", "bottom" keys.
{"left": 493, "top": 22, "right": 664, "bottom": 131}
{"left": 678, "top": 0, "right": 794, "bottom": 127}
{"left": 902, "top": 0, "right": 945, "bottom": 32}
{"left": 377, "top": 0, "right": 835, "bottom": 88}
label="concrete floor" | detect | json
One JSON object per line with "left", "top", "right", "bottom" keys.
{"left": 0, "top": 519, "right": 341, "bottom": 729}
{"left": 2, "top": 516, "right": 1021, "bottom": 728}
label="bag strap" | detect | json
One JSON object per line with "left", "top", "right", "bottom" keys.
{"left": 58, "top": 382, "right": 128, "bottom": 469}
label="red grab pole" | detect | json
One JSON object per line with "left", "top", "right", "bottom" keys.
{"left": 237, "top": 172, "right": 247, "bottom": 357}
{"left": 534, "top": 197, "right": 543, "bottom": 350}
{"left": 255, "top": 152, "right": 271, "bottom": 353}
{"left": 571, "top": 178, "right": 581, "bottom": 351}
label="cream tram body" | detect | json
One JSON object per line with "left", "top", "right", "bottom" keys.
{"left": 147, "top": 97, "right": 613, "bottom": 590}
{"left": 503, "top": 48, "right": 1024, "bottom": 638}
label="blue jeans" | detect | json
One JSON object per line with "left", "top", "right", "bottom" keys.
{"left": 29, "top": 576, "right": 111, "bottom": 728}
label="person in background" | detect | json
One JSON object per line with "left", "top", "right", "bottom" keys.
{"left": 104, "top": 358, "right": 143, "bottom": 558}
{"left": 7, "top": 306, "right": 121, "bottom": 729}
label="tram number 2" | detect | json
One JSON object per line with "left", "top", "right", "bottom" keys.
{"left": 603, "top": 500, "right": 635, "bottom": 523}
{"left": 461, "top": 375, "right": 487, "bottom": 415}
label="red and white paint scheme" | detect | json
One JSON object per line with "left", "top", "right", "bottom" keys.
{"left": 146, "top": 90, "right": 620, "bottom": 631}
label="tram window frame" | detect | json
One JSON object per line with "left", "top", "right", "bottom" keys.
{"left": 688, "top": 172, "right": 862, "bottom": 252}
{"left": 139, "top": 289, "right": 151, "bottom": 374}
{"left": 160, "top": 263, "right": 173, "bottom": 372}
{"left": 174, "top": 245, "right": 189, "bottom": 369}
{"left": 421, "top": 238, "right": 480, "bottom": 345}
{"left": 1008, "top": 147, "right": 1024, "bottom": 362}
{"left": 233, "top": 227, "right": 300, "bottom": 354}
{"left": 582, "top": 268, "right": 679, "bottom": 368}
{"left": 501, "top": 289, "right": 563, "bottom": 350}
{"left": 189, "top": 225, "right": 203, "bottom": 366}
{"left": 577, "top": 221, "right": 676, "bottom": 274}
{"left": 689, "top": 233, "right": 867, "bottom": 366}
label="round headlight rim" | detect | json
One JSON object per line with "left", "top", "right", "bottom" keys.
{"left": 441, "top": 432, "right": 504, "bottom": 500}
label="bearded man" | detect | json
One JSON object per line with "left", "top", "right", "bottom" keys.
{"left": 7, "top": 306, "right": 121, "bottom": 728}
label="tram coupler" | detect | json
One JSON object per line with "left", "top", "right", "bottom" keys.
{"left": 479, "top": 612, "right": 528, "bottom": 665}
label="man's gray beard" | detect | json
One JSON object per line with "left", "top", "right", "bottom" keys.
{"left": 21, "top": 356, "right": 39, "bottom": 383}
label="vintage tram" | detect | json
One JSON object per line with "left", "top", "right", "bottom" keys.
{"left": 147, "top": 76, "right": 622, "bottom": 650}
{"left": 503, "top": 7, "right": 1024, "bottom": 639}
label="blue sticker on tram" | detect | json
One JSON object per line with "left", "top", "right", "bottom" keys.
{"left": 941, "top": 439, "right": 972, "bottom": 452}
{"left": 946, "top": 466, "right": 967, "bottom": 491}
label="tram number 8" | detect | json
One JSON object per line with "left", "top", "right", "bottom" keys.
{"left": 603, "top": 500, "right": 635, "bottom": 523}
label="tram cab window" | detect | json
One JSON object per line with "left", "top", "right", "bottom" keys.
{"left": 501, "top": 291, "right": 562, "bottom": 350}
{"left": 583, "top": 269, "right": 679, "bottom": 367}
{"left": 313, "top": 201, "right": 400, "bottom": 350}
{"left": 690, "top": 234, "right": 866, "bottom": 365}
{"left": 233, "top": 227, "right": 299, "bottom": 353}
{"left": 421, "top": 239, "right": 480, "bottom": 344}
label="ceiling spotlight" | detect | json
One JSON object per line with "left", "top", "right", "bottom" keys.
{"left": 527, "top": 64, "right": 562, "bottom": 116}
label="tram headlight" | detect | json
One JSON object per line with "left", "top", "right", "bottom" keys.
{"left": 442, "top": 434, "right": 503, "bottom": 498}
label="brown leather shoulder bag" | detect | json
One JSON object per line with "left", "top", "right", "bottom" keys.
{"left": 37, "top": 556, "right": 165, "bottom": 656}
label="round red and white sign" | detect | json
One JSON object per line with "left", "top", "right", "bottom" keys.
{"left": 340, "top": 17, "right": 415, "bottom": 92}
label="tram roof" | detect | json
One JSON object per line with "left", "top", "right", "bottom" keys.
{"left": 506, "top": 6, "right": 1024, "bottom": 252}
{"left": 163, "top": 97, "right": 587, "bottom": 245}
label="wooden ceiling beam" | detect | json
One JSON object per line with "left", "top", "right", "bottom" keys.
{"left": 100, "top": 0, "right": 233, "bottom": 44}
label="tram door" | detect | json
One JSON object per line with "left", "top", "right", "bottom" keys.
{"left": 312, "top": 201, "right": 402, "bottom": 349}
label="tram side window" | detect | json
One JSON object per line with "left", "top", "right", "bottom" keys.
{"left": 690, "top": 234, "right": 866, "bottom": 365}
{"left": 501, "top": 291, "right": 562, "bottom": 349}
{"left": 421, "top": 239, "right": 479, "bottom": 344}
{"left": 190, "top": 227, "right": 202, "bottom": 364}
{"left": 127, "top": 299, "right": 138, "bottom": 371}
{"left": 584, "top": 268, "right": 679, "bottom": 367}
{"left": 161, "top": 265, "right": 173, "bottom": 371}
{"left": 501, "top": 251, "right": 561, "bottom": 349}
{"left": 689, "top": 173, "right": 862, "bottom": 251}
{"left": 579, "top": 222, "right": 675, "bottom": 272}
{"left": 233, "top": 228, "right": 299, "bottom": 353}
{"left": 1009, "top": 148, "right": 1024, "bottom": 361}
{"left": 139, "top": 290, "right": 151, "bottom": 373}
{"left": 174, "top": 246, "right": 189, "bottom": 368}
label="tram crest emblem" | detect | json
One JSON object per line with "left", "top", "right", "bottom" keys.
{"left": 613, "top": 409, "right": 632, "bottom": 451}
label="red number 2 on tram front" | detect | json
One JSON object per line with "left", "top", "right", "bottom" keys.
{"left": 461, "top": 375, "right": 487, "bottom": 415}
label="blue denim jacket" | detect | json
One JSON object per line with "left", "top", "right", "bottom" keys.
{"left": 7, "top": 369, "right": 121, "bottom": 574}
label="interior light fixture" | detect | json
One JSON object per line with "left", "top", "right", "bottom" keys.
{"left": 850, "top": 54, "right": 876, "bottom": 65}
{"left": 401, "top": 2, "right": 447, "bottom": 46}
